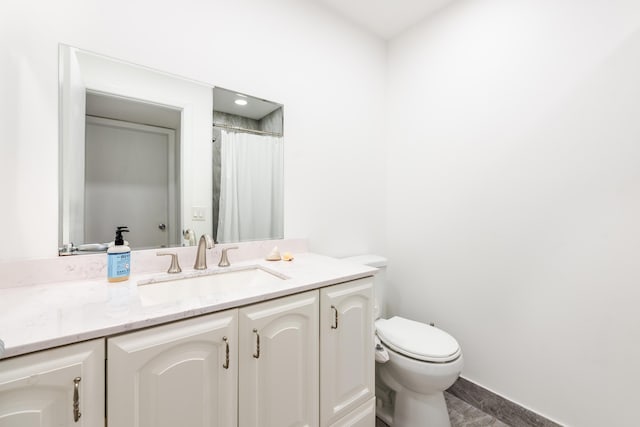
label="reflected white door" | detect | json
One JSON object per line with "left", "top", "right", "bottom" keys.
{"left": 85, "top": 116, "right": 177, "bottom": 248}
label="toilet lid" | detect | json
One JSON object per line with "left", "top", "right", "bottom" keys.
{"left": 376, "top": 316, "right": 461, "bottom": 363}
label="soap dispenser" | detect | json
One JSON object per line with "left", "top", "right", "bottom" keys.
{"left": 107, "top": 226, "right": 131, "bottom": 282}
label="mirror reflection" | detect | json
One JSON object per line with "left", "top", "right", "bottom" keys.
{"left": 85, "top": 93, "right": 182, "bottom": 248}
{"left": 58, "top": 46, "right": 284, "bottom": 255}
{"left": 212, "top": 87, "right": 284, "bottom": 243}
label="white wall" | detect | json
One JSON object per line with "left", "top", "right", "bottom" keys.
{"left": 0, "top": 0, "right": 387, "bottom": 261}
{"left": 7, "top": 0, "right": 640, "bottom": 423}
{"left": 386, "top": 1, "right": 640, "bottom": 425}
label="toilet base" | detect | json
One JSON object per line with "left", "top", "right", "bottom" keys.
{"left": 392, "top": 388, "right": 450, "bottom": 427}
{"left": 376, "top": 351, "right": 461, "bottom": 427}
{"left": 376, "top": 400, "right": 393, "bottom": 426}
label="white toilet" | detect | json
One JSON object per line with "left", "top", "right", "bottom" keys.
{"left": 344, "top": 255, "right": 463, "bottom": 427}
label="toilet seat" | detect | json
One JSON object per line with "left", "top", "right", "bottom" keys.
{"left": 376, "top": 316, "right": 461, "bottom": 363}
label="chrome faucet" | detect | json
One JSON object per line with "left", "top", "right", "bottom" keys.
{"left": 194, "top": 234, "right": 214, "bottom": 270}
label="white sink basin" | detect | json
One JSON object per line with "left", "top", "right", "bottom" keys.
{"left": 137, "top": 266, "right": 287, "bottom": 306}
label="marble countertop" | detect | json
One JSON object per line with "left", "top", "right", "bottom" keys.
{"left": 0, "top": 252, "right": 376, "bottom": 360}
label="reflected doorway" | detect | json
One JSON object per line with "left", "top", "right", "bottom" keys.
{"left": 85, "top": 117, "right": 177, "bottom": 248}
{"left": 83, "top": 92, "right": 181, "bottom": 249}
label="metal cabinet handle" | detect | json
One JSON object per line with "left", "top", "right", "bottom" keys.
{"left": 222, "top": 336, "right": 230, "bottom": 369}
{"left": 73, "top": 377, "right": 82, "bottom": 422}
{"left": 331, "top": 305, "right": 339, "bottom": 329}
{"left": 252, "top": 328, "right": 260, "bottom": 359}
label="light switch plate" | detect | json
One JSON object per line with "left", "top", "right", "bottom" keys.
{"left": 191, "top": 206, "right": 205, "bottom": 221}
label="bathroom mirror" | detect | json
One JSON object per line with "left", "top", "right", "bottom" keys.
{"left": 58, "top": 45, "right": 284, "bottom": 254}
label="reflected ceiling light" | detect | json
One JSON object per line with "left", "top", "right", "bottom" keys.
{"left": 235, "top": 99, "right": 248, "bottom": 106}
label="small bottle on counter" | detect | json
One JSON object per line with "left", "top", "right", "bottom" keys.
{"left": 107, "top": 226, "right": 130, "bottom": 282}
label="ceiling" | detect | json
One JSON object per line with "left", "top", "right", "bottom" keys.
{"left": 314, "top": 0, "right": 454, "bottom": 39}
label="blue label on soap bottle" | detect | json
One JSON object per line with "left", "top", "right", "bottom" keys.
{"left": 108, "top": 252, "right": 130, "bottom": 279}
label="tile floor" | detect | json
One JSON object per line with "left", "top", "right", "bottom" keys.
{"left": 375, "top": 391, "right": 510, "bottom": 427}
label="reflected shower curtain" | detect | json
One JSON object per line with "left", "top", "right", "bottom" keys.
{"left": 217, "top": 130, "right": 284, "bottom": 243}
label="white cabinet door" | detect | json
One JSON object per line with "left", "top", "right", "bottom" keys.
{"left": 107, "top": 310, "right": 237, "bottom": 427}
{"left": 320, "top": 278, "right": 375, "bottom": 427}
{"left": 0, "top": 339, "right": 104, "bottom": 427}
{"left": 328, "top": 398, "right": 376, "bottom": 427}
{"left": 239, "top": 290, "right": 319, "bottom": 427}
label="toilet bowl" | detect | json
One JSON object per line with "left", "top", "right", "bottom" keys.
{"left": 343, "top": 255, "right": 463, "bottom": 427}
{"left": 375, "top": 316, "right": 463, "bottom": 427}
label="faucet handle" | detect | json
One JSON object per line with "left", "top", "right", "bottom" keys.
{"left": 218, "top": 246, "right": 239, "bottom": 267}
{"left": 157, "top": 252, "right": 182, "bottom": 274}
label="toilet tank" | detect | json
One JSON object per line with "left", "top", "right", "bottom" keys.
{"left": 342, "top": 255, "right": 387, "bottom": 319}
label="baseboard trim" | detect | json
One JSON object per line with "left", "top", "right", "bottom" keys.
{"left": 447, "top": 377, "right": 563, "bottom": 427}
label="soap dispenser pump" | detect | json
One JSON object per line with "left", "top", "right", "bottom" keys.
{"left": 107, "top": 226, "right": 131, "bottom": 282}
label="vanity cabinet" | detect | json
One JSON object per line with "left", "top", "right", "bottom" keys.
{"left": 106, "top": 281, "right": 372, "bottom": 427}
{"left": 107, "top": 309, "right": 238, "bottom": 427}
{"left": 239, "top": 290, "right": 319, "bottom": 427}
{"left": 106, "top": 290, "right": 321, "bottom": 427}
{"left": 0, "top": 339, "right": 104, "bottom": 426}
{"left": 320, "top": 278, "right": 375, "bottom": 427}
{"left": 1, "top": 276, "right": 375, "bottom": 427}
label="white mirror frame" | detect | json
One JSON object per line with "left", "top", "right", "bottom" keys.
{"left": 59, "top": 45, "right": 213, "bottom": 248}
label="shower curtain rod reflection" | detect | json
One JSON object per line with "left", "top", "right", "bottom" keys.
{"left": 213, "top": 123, "right": 282, "bottom": 137}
